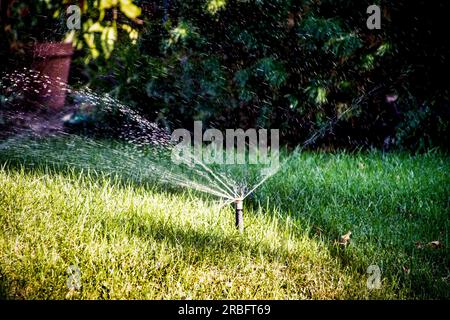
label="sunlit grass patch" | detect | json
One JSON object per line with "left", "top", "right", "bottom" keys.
{"left": 0, "top": 138, "right": 449, "bottom": 299}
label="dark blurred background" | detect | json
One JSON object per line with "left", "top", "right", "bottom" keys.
{"left": 1, "top": 0, "right": 449, "bottom": 151}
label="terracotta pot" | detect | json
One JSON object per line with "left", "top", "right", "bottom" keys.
{"left": 30, "top": 42, "right": 74, "bottom": 110}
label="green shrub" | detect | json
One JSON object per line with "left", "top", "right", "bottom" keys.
{"left": 56, "top": 0, "right": 450, "bottom": 150}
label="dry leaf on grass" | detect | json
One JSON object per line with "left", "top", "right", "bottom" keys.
{"left": 428, "top": 241, "right": 442, "bottom": 248}
{"left": 337, "top": 231, "right": 352, "bottom": 246}
{"left": 415, "top": 240, "right": 443, "bottom": 249}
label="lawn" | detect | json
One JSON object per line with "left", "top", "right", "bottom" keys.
{"left": 0, "top": 137, "right": 449, "bottom": 299}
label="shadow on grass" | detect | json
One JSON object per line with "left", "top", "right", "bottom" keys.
{"left": 247, "top": 179, "right": 450, "bottom": 299}
{"left": 106, "top": 214, "right": 295, "bottom": 264}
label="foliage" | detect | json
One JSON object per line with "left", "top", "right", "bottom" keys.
{"left": 63, "top": 0, "right": 142, "bottom": 62}
{"left": 2, "top": 0, "right": 66, "bottom": 50}
{"left": 71, "top": 0, "right": 449, "bottom": 151}
{"left": 2, "top": 0, "right": 449, "bottom": 151}
{"left": 1, "top": 0, "right": 142, "bottom": 62}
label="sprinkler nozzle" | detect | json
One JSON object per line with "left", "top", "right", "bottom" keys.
{"left": 234, "top": 198, "right": 244, "bottom": 233}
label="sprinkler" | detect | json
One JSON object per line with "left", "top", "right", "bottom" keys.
{"left": 234, "top": 197, "right": 244, "bottom": 233}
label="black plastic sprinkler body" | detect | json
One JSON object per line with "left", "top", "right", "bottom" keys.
{"left": 234, "top": 198, "right": 244, "bottom": 233}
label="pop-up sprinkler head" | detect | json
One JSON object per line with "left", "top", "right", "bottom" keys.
{"left": 234, "top": 197, "right": 244, "bottom": 233}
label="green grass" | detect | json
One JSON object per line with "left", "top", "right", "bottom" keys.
{"left": 0, "top": 137, "right": 449, "bottom": 299}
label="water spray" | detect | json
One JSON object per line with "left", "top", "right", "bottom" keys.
{"left": 234, "top": 197, "right": 244, "bottom": 233}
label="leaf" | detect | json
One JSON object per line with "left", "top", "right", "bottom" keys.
{"left": 120, "top": 0, "right": 141, "bottom": 20}
{"left": 83, "top": 33, "right": 99, "bottom": 60}
{"left": 100, "top": 24, "right": 118, "bottom": 59}
{"left": 428, "top": 241, "right": 442, "bottom": 248}
{"left": 362, "top": 54, "right": 375, "bottom": 70}
{"left": 88, "top": 22, "right": 104, "bottom": 33}
{"left": 53, "top": 9, "right": 60, "bottom": 19}
{"left": 305, "top": 84, "right": 328, "bottom": 106}
{"left": 121, "top": 24, "right": 139, "bottom": 43}
{"left": 100, "top": 0, "right": 119, "bottom": 10}
{"left": 315, "top": 87, "right": 327, "bottom": 105}
{"left": 64, "top": 30, "right": 77, "bottom": 44}
{"left": 376, "top": 43, "right": 392, "bottom": 57}
{"left": 416, "top": 240, "right": 443, "bottom": 249}
{"left": 207, "top": 0, "right": 227, "bottom": 15}
{"left": 338, "top": 231, "right": 352, "bottom": 246}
